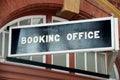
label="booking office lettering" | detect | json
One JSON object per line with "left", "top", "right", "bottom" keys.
{"left": 21, "top": 31, "right": 100, "bottom": 44}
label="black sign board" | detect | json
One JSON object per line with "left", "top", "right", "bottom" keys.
{"left": 9, "top": 17, "right": 117, "bottom": 56}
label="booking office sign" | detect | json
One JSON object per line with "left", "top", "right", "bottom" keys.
{"left": 8, "top": 17, "right": 119, "bottom": 57}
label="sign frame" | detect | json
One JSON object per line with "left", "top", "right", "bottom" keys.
{"left": 8, "top": 17, "right": 118, "bottom": 57}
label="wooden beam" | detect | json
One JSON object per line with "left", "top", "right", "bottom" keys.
{"left": 63, "top": 0, "right": 80, "bottom": 13}
{"left": 57, "top": 0, "right": 80, "bottom": 19}
{"left": 95, "top": 0, "right": 120, "bottom": 19}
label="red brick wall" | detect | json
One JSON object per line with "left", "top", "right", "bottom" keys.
{"left": 0, "top": 0, "right": 111, "bottom": 28}
{"left": 0, "top": 0, "right": 63, "bottom": 27}
{"left": 115, "top": 58, "right": 120, "bottom": 77}
{"left": 80, "top": 0, "right": 110, "bottom": 17}
{"left": 0, "top": 62, "right": 99, "bottom": 80}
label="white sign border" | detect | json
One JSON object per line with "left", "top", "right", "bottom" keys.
{"left": 8, "top": 17, "right": 117, "bottom": 57}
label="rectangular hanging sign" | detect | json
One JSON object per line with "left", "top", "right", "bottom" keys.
{"left": 8, "top": 17, "right": 119, "bottom": 57}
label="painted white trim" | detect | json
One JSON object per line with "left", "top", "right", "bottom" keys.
{"left": 85, "top": 52, "right": 87, "bottom": 70}
{"left": 52, "top": 16, "right": 68, "bottom": 22}
{"left": 8, "top": 28, "right": 12, "bottom": 57}
{"left": 1, "top": 31, "right": 9, "bottom": 57}
{"left": 114, "top": 18, "right": 119, "bottom": 51}
{"left": 51, "top": 55, "right": 53, "bottom": 64}
{"left": 43, "top": 55, "right": 46, "bottom": 63}
{"left": 1, "top": 31, "right": 8, "bottom": 57}
{"left": 2, "top": 32, "right": 5, "bottom": 57}
{"left": 74, "top": 53, "right": 77, "bottom": 69}
{"left": 95, "top": 52, "right": 98, "bottom": 72}
{"left": 111, "top": 17, "right": 115, "bottom": 52}
{"left": 0, "top": 33, "right": 2, "bottom": 56}
{"left": 0, "top": 15, "right": 46, "bottom": 33}
{"left": 66, "top": 53, "right": 69, "bottom": 67}
{"left": 9, "top": 17, "right": 113, "bottom": 29}
{"left": 8, "top": 47, "right": 115, "bottom": 57}
{"left": 29, "top": 56, "right": 32, "bottom": 60}
{"left": 30, "top": 18, "right": 32, "bottom": 25}
{"left": 4, "top": 32, "right": 9, "bottom": 57}
{"left": 105, "top": 53, "right": 108, "bottom": 74}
